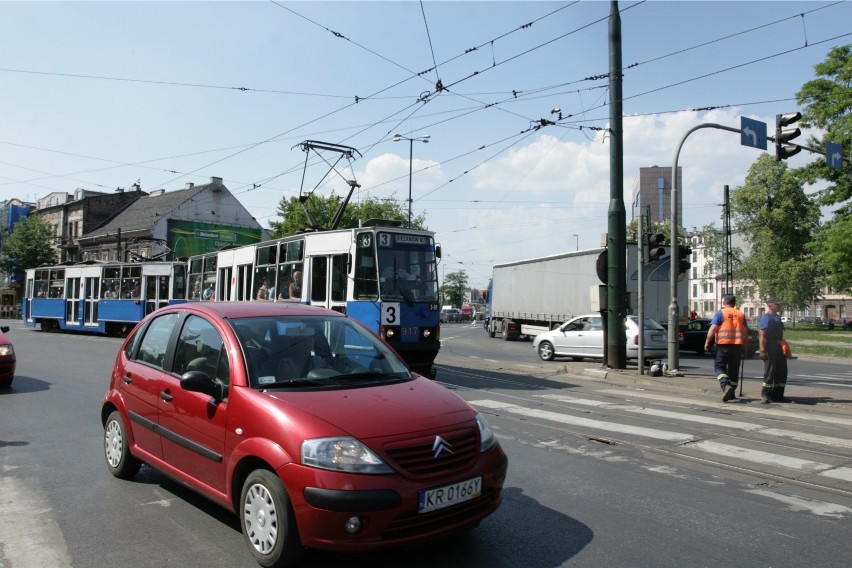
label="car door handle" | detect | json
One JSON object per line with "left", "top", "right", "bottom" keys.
{"left": 123, "top": 374, "right": 132, "bottom": 384}
{"left": 160, "top": 390, "right": 173, "bottom": 402}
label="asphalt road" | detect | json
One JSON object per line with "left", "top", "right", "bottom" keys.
{"left": 1, "top": 320, "right": 850, "bottom": 568}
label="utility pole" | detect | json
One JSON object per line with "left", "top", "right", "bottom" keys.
{"left": 606, "top": 0, "right": 627, "bottom": 368}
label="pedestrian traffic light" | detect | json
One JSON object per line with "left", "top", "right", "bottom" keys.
{"left": 677, "top": 244, "right": 692, "bottom": 277}
{"left": 647, "top": 233, "right": 666, "bottom": 262}
{"left": 775, "top": 112, "right": 802, "bottom": 161}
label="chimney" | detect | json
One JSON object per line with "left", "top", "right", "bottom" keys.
{"left": 210, "top": 176, "right": 223, "bottom": 185}
{"left": 185, "top": 183, "right": 194, "bottom": 190}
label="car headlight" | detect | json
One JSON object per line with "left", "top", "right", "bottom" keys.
{"left": 0, "top": 345, "right": 14, "bottom": 356}
{"left": 301, "top": 437, "right": 393, "bottom": 474}
{"left": 476, "top": 413, "right": 497, "bottom": 452}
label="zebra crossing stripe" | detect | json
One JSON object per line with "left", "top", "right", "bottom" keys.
{"left": 598, "top": 388, "right": 852, "bottom": 427}
{"left": 536, "top": 394, "right": 852, "bottom": 450}
{"left": 469, "top": 399, "right": 695, "bottom": 442}
{"left": 687, "top": 440, "right": 832, "bottom": 473}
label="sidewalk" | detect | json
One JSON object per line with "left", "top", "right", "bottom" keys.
{"left": 555, "top": 356, "right": 852, "bottom": 414}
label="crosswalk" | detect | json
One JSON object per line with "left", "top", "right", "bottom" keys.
{"left": 465, "top": 386, "right": 852, "bottom": 514}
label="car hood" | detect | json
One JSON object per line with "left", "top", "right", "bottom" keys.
{"left": 263, "top": 377, "right": 474, "bottom": 439}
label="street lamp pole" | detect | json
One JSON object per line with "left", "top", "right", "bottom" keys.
{"left": 393, "top": 133, "right": 430, "bottom": 227}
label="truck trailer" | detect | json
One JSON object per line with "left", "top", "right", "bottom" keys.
{"left": 485, "top": 245, "right": 686, "bottom": 340}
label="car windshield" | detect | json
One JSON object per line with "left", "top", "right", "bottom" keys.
{"left": 231, "top": 315, "right": 412, "bottom": 389}
{"left": 627, "top": 316, "right": 665, "bottom": 330}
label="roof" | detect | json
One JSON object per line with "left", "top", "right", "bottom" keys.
{"left": 80, "top": 183, "right": 209, "bottom": 240}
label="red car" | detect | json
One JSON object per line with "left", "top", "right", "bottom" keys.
{"left": 0, "top": 325, "right": 16, "bottom": 388}
{"left": 101, "top": 302, "right": 506, "bottom": 567}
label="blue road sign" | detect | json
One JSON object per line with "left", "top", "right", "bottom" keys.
{"left": 826, "top": 141, "right": 844, "bottom": 171}
{"left": 740, "top": 117, "right": 767, "bottom": 150}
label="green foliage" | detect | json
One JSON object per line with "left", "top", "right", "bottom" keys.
{"left": 730, "top": 154, "right": 824, "bottom": 310}
{"left": 269, "top": 193, "right": 426, "bottom": 238}
{"left": 441, "top": 270, "right": 468, "bottom": 307}
{"left": 1, "top": 216, "right": 59, "bottom": 276}
{"left": 793, "top": 45, "right": 852, "bottom": 292}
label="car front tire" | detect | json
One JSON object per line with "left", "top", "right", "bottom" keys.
{"left": 241, "top": 469, "right": 303, "bottom": 568}
{"left": 538, "top": 341, "right": 555, "bottom": 361}
{"left": 104, "top": 411, "right": 142, "bottom": 479}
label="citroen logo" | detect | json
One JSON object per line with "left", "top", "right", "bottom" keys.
{"left": 432, "top": 436, "right": 454, "bottom": 458}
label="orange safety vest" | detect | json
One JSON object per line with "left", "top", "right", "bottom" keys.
{"left": 715, "top": 307, "right": 746, "bottom": 345}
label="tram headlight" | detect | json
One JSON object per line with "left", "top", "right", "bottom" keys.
{"left": 384, "top": 327, "right": 396, "bottom": 339}
{"left": 422, "top": 328, "right": 431, "bottom": 339}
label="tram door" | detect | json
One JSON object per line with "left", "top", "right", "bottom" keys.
{"left": 65, "top": 266, "right": 100, "bottom": 326}
{"left": 309, "top": 254, "right": 348, "bottom": 314}
{"left": 83, "top": 274, "right": 100, "bottom": 325}
{"left": 234, "top": 264, "right": 252, "bottom": 301}
{"left": 65, "top": 275, "right": 81, "bottom": 325}
{"left": 144, "top": 275, "right": 170, "bottom": 315}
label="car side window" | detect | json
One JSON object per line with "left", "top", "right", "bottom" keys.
{"left": 174, "top": 315, "right": 230, "bottom": 386}
{"left": 136, "top": 313, "right": 180, "bottom": 369}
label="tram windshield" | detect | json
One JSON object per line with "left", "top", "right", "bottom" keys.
{"left": 374, "top": 233, "right": 439, "bottom": 302}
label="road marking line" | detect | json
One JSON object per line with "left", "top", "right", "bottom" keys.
{"left": 537, "top": 394, "right": 763, "bottom": 430}
{"left": 599, "top": 388, "right": 852, "bottom": 427}
{"left": 469, "top": 399, "right": 695, "bottom": 442}
{"left": 818, "top": 467, "right": 852, "bottom": 483}
{"left": 688, "top": 441, "right": 831, "bottom": 473}
{"left": 745, "top": 489, "right": 852, "bottom": 518}
{"left": 537, "top": 394, "right": 852, "bottom": 450}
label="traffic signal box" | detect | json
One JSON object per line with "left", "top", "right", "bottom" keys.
{"left": 647, "top": 233, "right": 666, "bottom": 262}
{"left": 775, "top": 112, "right": 802, "bottom": 161}
{"left": 677, "top": 244, "right": 692, "bottom": 277}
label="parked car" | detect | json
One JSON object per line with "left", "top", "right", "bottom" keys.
{"left": 0, "top": 325, "right": 15, "bottom": 388}
{"left": 101, "top": 302, "right": 506, "bottom": 567}
{"left": 680, "top": 319, "right": 759, "bottom": 357}
{"left": 533, "top": 314, "right": 668, "bottom": 362}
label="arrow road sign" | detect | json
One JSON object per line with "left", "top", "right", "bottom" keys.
{"left": 826, "top": 141, "right": 843, "bottom": 171}
{"left": 740, "top": 117, "right": 767, "bottom": 150}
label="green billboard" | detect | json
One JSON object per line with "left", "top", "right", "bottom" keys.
{"left": 167, "top": 220, "right": 263, "bottom": 259}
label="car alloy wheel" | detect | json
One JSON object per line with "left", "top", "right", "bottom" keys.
{"left": 538, "top": 341, "right": 555, "bottom": 361}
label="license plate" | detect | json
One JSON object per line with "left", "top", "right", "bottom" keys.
{"left": 651, "top": 333, "right": 663, "bottom": 342}
{"left": 418, "top": 477, "right": 482, "bottom": 513}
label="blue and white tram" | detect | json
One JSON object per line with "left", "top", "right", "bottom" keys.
{"left": 187, "top": 224, "right": 442, "bottom": 376}
{"left": 23, "top": 261, "right": 187, "bottom": 336}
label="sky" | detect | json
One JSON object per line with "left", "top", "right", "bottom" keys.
{"left": 1, "top": 1, "right": 850, "bottom": 289}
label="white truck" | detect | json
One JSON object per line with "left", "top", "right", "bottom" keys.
{"left": 485, "top": 245, "right": 686, "bottom": 340}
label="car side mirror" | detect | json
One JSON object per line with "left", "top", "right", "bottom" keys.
{"left": 0, "top": 326, "right": 8, "bottom": 333}
{"left": 181, "top": 370, "right": 225, "bottom": 401}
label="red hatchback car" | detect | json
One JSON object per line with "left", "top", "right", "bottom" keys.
{"left": 0, "top": 325, "right": 15, "bottom": 388}
{"left": 101, "top": 302, "right": 506, "bottom": 567}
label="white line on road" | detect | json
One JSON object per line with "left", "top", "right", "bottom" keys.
{"left": 818, "top": 467, "right": 852, "bottom": 483}
{"left": 745, "top": 489, "right": 852, "bottom": 518}
{"left": 599, "top": 388, "right": 852, "bottom": 427}
{"left": 470, "top": 399, "right": 695, "bottom": 442}
{"left": 537, "top": 394, "right": 852, "bottom": 450}
{"left": 688, "top": 441, "right": 832, "bottom": 472}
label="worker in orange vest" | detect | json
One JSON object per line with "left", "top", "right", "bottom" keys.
{"left": 704, "top": 294, "right": 748, "bottom": 402}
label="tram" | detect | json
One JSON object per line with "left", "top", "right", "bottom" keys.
{"left": 187, "top": 222, "right": 442, "bottom": 376}
{"left": 23, "top": 261, "right": 187, "bottom": 336}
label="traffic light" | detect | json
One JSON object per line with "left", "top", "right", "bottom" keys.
{"left": 677, "top": 244, "right": 692, "bottom": 277}
{"left": 775, "top": 112, "right": 802, "bottom": 161}
{"left": 647, "top": 233, "right": 666, "bottom": 262}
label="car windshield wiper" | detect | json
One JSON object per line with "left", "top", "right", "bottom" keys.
{"left": 260, "top": 378, "right": 333, "bottom": 389}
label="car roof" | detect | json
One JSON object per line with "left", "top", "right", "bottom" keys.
{"left": 162, "top": 301, "right": 345, "bottom": 320}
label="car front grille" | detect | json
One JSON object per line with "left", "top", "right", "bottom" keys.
{"left": 383, "top": 427, "right": 478, "bottom": 477}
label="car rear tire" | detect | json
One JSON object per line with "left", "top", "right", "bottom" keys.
{"left": 104, "top": 411, "right": 142, "bottom": 479}
{"left": 241, "top": 469, "right": 303, "bottom": 568}
{"left": 538, "top": 341, "right": 555, "bottom": 361}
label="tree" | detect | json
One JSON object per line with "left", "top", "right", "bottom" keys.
{"left": 730, "top": 154, "right": 824, "bottom": 310}
{"left": 269, "top": 193, "right": 427, "bottom": 238}
{"left": 441, "top": 270, "right": 468, "bottom": 308}
{"left": 795, "top": 45, "right": 852, "bottom": 292}
{"left": 1, "top": 216, "right": 58, "bottom": 279}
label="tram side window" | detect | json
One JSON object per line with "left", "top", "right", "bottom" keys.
{"left": 189, "top": 274, "right": 203, "bottom": 299}
{"left": 276, "top": 262, "right": 303, "bottom": 301}
{"left": 122, "top": 266, "right": 142, "bottom": 299}
{"left": 254, "top": 266, "right": 276, "bottom": 300}
{"left": 34, "top": 270, "right": 49, "bottom": 298}
{"left": 102, "top": 267, "right": 120, "bottom": 299}
{"left": 331, "top": 254, "right": 347, "bottom": 302}
{"left": 173, "top": 265, "right": 187, "bottom": 300}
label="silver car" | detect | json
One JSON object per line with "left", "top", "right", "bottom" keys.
{"left": 533, "top": 314, "right": 668, "bottom": 361}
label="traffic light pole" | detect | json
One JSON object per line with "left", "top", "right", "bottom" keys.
{"left": 668, "top": 123, "right": 740, "bottom": 371}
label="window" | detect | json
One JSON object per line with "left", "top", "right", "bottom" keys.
{"left": 137, "top": 313, "right": 180, "bottom": 369}
{"left": 174, "top": 315, "right": 230, "bottom": 386}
